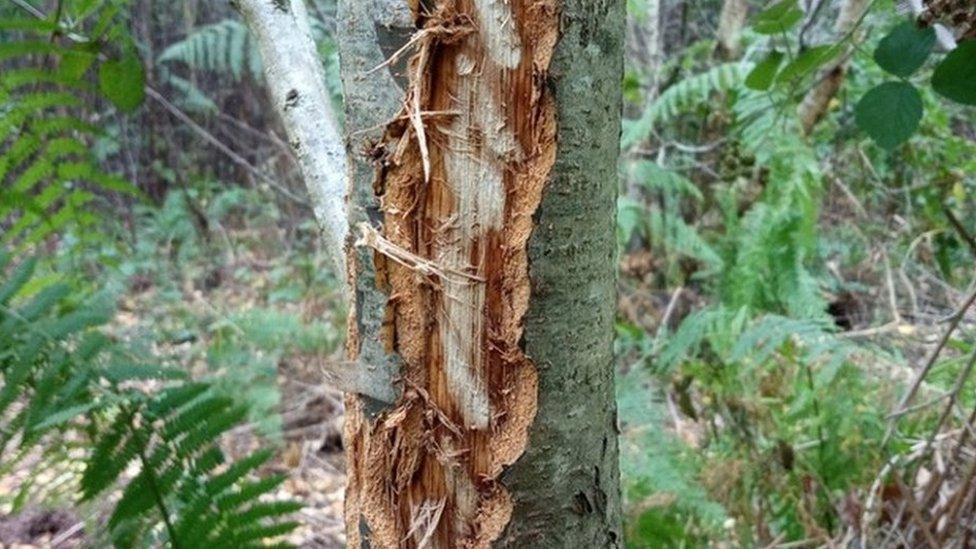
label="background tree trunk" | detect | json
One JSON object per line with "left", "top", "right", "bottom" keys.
{"left": 338, "top": 1, "right": 625, "bottom": 547}
{"left": 797, "top": 0, "right": 870, "bottom": 134}
{"left": 716, "top": 0, "right": 749, "bottom": 58}
{"left": 236, "top": 0, "right": 350, "bottom": 277}
{"left": 645, "top": 0, "right": 663, "bottom": 90}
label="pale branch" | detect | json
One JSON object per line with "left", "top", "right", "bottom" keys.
{"left": 236, "top": 0, "right": 350, "bottom": 279}
{"left": 715, "top": 0, "right": 749, "bottom": 58}
{"left": 237, "top": 0, "right": 405, "bottom": 403}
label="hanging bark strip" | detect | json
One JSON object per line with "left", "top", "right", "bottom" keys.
{"left": 345, "top": 0, "right": 560, "bottom": 547}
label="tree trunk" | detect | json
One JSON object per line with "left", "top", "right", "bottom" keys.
{"left": 796, "top": 0, "right": 870, "bottom": 134}
{"left": 716, "top": 0, "right": 749, "bottom": 58}
{"left": 237, "top": 0, "right": 350, "bottom": 277}
{"left": 645, "top": 0, "right": 663, "bottom": 89}
{"left": 338, "top": 1, "right": 625, "bottom": 547}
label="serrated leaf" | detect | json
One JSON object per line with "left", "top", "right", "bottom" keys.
{"left": 98, "top": 55, "right": 145, "bottom": 112}
{"left": 753, "top": 0, "right": 803, "bottom": 35}
{"left": 855, "top": 82, "right": 923, "bottom": 150}
{"left": 745, "top": 50, "right": 784, "bottom": 90}
{"left": 932, "top": 40, "right": 976, "bottom": 105}
{"left": 874, "top": 21, "right": 936, "bottom": 78}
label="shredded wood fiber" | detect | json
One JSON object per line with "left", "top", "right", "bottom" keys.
{"left": 344, "top": 0, "right": 560, "bottom": 547}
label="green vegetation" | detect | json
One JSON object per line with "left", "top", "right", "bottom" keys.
{"left": 617, "top": 0, "right": 976, "bottom": 546}
{"left": 2, "top": 0, "right": 976, "bottom": 546}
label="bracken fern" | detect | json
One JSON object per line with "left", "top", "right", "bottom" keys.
{"left": 0, "top": 254, "right": 300, "bottom": 547}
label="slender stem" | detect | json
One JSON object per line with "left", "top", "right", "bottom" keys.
{"left": 798, "top": 0, "right": 829, "bottom": 49}
{"left": 943, "top": 204, "right": 976, "bottom": 259}
{"left": 6, "top": 0, "right": 44, "bottom": 18}
{"left": 129, "top": 416, "right": 182, "bottom": 549}
{"left": 886, "top": 281, "right": 976, "bottom": 442}
{"left": 803, "top": 355, "right": 833, "bottom": 531}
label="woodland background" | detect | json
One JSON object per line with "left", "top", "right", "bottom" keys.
{"left": 1, "top": 0, "right": 976, "bottom": 546}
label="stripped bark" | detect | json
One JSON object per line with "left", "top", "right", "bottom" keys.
{"left": 243, "top": 0, "right": 624, "bottom": 544}
{"left": 339, "top": 0, "right": 624, "bottom": 547}
{"left": 716, "top": 0, "right": 749, "bottom": 58}
{"left": 796, "top": 0, "right": 871, "bottom": 135}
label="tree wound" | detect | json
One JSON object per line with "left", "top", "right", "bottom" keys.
{"left": 345, "top": 0, "right": 561, "bottom": 547}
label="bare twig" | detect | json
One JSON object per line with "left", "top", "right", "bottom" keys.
{"left": 893, "top": 475, "right": 939, "bottom": 549}
{"left": 886, "top": 282, "right": 976, "bottom": 438}
{"left": 145, "top": 88, "right": 309, "bottom": 207}
{"left": 943, "top": 204, "right": 976, "bottom": 260}
{"left": 7, "top": 0, "right": 44, "bottom": 18}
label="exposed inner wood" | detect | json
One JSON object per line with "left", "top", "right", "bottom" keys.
{"left": 344, "top": 0, "right": 559, "bottom": 547}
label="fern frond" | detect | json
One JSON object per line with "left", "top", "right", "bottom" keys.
{"left": 158, "top": 20, "right": 259, "bottom": 82}
{"left": 632, "top": 160, "right": 704, "bottom": 201}
{"left": 0, "top": 255, "right": 36, "bottom": 304}
{"left": 623, "top": 63, "right": 750, "bottom": 149}
{"left": 0, "top": 26, "right": 300, "bottom": 543}
{"left": 0, "top": 40, "right": 60, "bottom": 60}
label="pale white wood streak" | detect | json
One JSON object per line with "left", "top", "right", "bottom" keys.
{"left": 473, "top": 0, "right": 522, "bottom": 68}
{"left": 237, "top": 0, "right": 349, "bottom": 278}
{"left": 438, "top": 46, "right": 521, "bottom": 428}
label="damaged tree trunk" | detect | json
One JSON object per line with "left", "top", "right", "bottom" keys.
{"left": 242, "top": 0, "right": 625, "bottom": 546}
{"left": 340, "top": 1, "right": 624, "bottom": 546}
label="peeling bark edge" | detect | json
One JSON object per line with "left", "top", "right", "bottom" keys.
{"left": 338, "top": 0, "right": 625, "bottom": 547}
{"left": 498, "top": 0, "right": 625, "bottom": 546}
{"left": 239, "top": 0, "right": 402, "bottom": 403}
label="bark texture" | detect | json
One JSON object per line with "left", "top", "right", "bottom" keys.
{"left": 338, "top": 0, "right": 624, "bottom": 547}
{"left": 236, "top": 0, "right": 350, "bottom": 278}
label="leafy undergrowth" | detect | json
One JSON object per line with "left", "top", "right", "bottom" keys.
{"left": 616, "top": 1, "right": 976, "bottom": 546}
{"left": 0, "top": 183, "right": 350, "bottom": 547}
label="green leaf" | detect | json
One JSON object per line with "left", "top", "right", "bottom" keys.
{"left": 0, "top": 257, "right": 37, "bottom": 305}
{"left": 753, "top": 0, "right": 803, "bottom": 35}
{"left": 932, "top": 40, "right": 976, "bottom": 105}
{"left": 98, "top": 55, "right": 145, "bottom": 112}
{"left": 776, "top": 44, "right": 840, "bottom": 82}
{"left": 745, "top": 50, "right": 785, "bottom": 90}
{"left": 874, "top": 21, "right": 936, "bottom": 78}
{"left": 855, "top": 82, "right": 923, "bottom": 150}
{"left": 59, "top": 49, "right": 97, "bottom": 80}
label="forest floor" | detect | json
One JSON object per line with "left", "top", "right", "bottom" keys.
{"left": 0, "top": 190, "right": 349, "bottom": 548}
